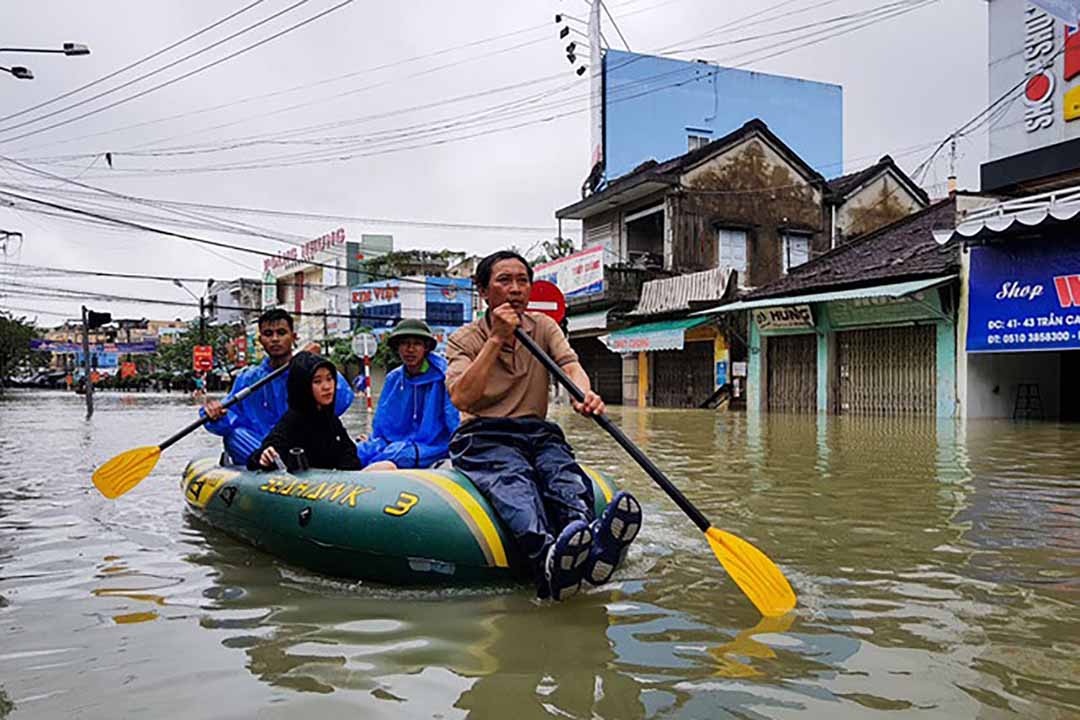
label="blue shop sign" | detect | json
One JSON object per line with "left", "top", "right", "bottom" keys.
{"left": 969, "top": 242, "right": 1080, "bottom": 352}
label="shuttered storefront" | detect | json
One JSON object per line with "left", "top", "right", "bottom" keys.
{"left": 835, "top": 325, "right": 936, "bottom": 415}
{"left": 652, "top": 341, "right": 714, "bottom": 408}
{"left": 584, "top": 218, "right": 616, "bottom": 256}
{"left": 571, "top": 337, "right": 624, "bottom": 406}
{"left": 766, "top": 333, "right": 818, "bottom": 413}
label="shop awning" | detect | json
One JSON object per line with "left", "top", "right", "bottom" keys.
{"left": 933, "top": 185, "right": 1080, "bottom": 244}
{"left": 693, "top": 275, "right": 956, "bottom": 315}
{"left": 600, "top": 316, "right": 710, "bottom": 353}
{"left": 567, "top": 309, "right": 610, "bottom": 335}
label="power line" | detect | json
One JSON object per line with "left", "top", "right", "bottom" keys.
{"left": 0, "top": 166, "right": 562, "bottom": 235}
{"left": 0, "top": 304, "right": 73, "bottom": 318}
{"left": 600, "top": 0, "right": 633, "bottom": 51}
{"left": 0, "top": 0, "right": 272, "bottom": 124}
{"left": 8, "top": 20, "right": 554, "bottom": 156}
{"left": 912, "top": 42, "right": 1068, "bottom": 183}
{"left": 662, "top": 0, "right": 923, "bottom": 56}
{"left": 1, "top": 281, "right": 421, "bottom": 322}
{"left": 30, "top": 0, "right": 933, "bottom": 179}
{"left": 14, "top": 0, "right": 912, "bottom": 170}
{"left": 0, "top": 0, "right": 357, "bottom": 146}
{"left": 0, "top": 260, "right": 394, "bottom": 293}
{"left": 0, "top": 188, "right": 491, "bottom": 294}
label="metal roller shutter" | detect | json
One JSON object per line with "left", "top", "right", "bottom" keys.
{"left": 766, "top": 333, "right": 818, "bottom": 413}
{"left": 836, "top": 325, "right": 936, "bottom": 415}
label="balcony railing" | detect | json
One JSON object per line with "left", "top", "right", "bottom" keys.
{"left": 566, "top": 265, "right": 672, "bottom": 309}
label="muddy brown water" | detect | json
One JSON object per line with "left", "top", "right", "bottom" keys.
{"left": 0, "top": 390, "right": 1077, "bottom": 718}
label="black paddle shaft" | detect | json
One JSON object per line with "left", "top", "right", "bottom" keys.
{"left": 514, "top": 327, "right": 712, "bottom": 533}
{"left": 158, "top": 363, "right": 289, "bottom": 452}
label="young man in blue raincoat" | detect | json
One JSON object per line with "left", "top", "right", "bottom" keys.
{"left": 356, "top": 319, "right": 459, "bottom": 470}
{"left": 201, "top": 308, "right": 354, "bottom": 466}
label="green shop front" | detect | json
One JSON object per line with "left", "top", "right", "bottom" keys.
{"left": 700, "top": 277, "right": 958, "bottom": 416}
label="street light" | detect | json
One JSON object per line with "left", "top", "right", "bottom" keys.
{"left": 0, "top": 43, "right": 90, "bottom": 81}
{"left": 173, "top": 279, "right": 206, "bottom": 344}
{"left": 174, "top": 278, "right": 216, "bottom": 345}
{"left": 0, "top": 65, "right": 33, "bottom": 80}
{"left": 0, "top": 43, "right": 91, "bottom": 56}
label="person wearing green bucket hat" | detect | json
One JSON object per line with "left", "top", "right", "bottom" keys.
{"left": 356, "top": 318, "right": 460, "bottom": 470}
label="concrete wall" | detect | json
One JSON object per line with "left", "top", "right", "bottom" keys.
{"left": 966, "top": 351, "right": 1061, "bottom": 419}
{"left": 604, "top": 50, "right": 843, "bottom": 179}
{"left": 835, "top": 172, "right": 925, "bottom": 244}
{"left": 673, "top": 137, "right": 825, "bottom": 282}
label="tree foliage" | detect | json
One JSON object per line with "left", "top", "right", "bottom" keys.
{"left": 531, "top": 237, "right": 576, "bottom": 264}
{"left": 154, "top": 322, "right": 236, "bottom": 374}
{"left": 360, "top": 249, "right": 464, "bottom": 280}
{"left": 0, "top": 312, "right": 42, "bottom": 389}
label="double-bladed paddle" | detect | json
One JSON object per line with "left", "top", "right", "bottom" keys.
{"left": 92, "top": 363, "right": 289, "bottom": 499}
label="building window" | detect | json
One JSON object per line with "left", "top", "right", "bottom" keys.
{"left": 718, "top": 228, "right": 748, "bottom": 277}
{"left": 426, "top": 301, "right": 464, "bottom": 326}
{"left": 782, "top": 232, "right": 810, "bottom": 273}
{"left": 688, "top": 134, "right": 710, "bottom": 151}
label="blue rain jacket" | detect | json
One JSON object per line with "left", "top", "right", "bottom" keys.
{"left": 356, "top": 354, "right": 459, "bottom": 469}
{"left": 203, "top": 356, "right": 353, "bottom": 463}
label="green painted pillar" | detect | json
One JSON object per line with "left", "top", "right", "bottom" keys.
{"left": 748, "top": 320, "right": 762, "bottom": 414}
{"left": 816, "top": 305, "right": 831, "bottom": 414}
{"left": 936, "top": 320, "right": 957, "bottom": 417}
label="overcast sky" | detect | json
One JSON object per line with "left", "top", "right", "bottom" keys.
{"left": 0, "top": 0, "right": 987, "bottom": 324}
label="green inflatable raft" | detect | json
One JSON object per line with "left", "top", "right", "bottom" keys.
{"left": 180, "top": 456, "right": 619, "bottom": 585}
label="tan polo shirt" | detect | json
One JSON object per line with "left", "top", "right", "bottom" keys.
{"left": 446, "top": 312, "right": 578, "bottom": 424}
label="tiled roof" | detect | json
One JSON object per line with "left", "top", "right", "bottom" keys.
{"left": 826, "top": 155, "right": 930, "bottom": 205}
{"left": 556, "top": 119, "right": 825, "bottom": 218}
{"left": 745, "top": 197, "right": 959, "bottom": 299}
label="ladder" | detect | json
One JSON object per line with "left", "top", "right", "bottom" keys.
{"left": 1013, "top": 383, "right": 1043, "bottom": 420}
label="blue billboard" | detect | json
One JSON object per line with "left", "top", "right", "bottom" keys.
{"left": 424, "top": 277, "right": 473, "bottom": 326}
{"left": 604, "top": 50, "right": 843, "bottom": 179}
{"left": 968, "top": 242, "right": 1080, "bottom": 352}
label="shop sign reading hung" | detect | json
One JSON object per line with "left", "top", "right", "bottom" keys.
{"left": 752, "top": 305, "right": 814, "bottom": 332}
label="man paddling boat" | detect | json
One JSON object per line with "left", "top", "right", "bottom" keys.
{"left": 446, "top": 251, "right": 642, "bottom": 600}
{"left": 201, "top": 308, "right": 353, "bottom": 467}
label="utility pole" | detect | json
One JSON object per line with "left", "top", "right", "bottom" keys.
{"left": 589, "top": 0, "right": 603, "bottom": 172}
{"left": 947, "top": 137, "right": 958, "bottom": 195}
{"left": 199, "top": 297, "right": 206, "bottom": 345}
{"left": 81, "top": 305, "right": 93, "bottom": 419}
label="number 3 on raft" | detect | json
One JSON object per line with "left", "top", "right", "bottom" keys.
{"left": 384, "top": 492, "right": 419, "bottom": 517}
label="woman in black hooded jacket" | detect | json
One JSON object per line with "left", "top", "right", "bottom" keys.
{"left": 249, "top": 351, "right": 362, "bottom": 472}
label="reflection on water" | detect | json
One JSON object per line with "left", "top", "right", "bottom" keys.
{"left": 1, "top": 390, "right": 1078, "bottom": 718}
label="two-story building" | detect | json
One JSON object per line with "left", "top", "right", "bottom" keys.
{"left": 206, "top": 278, "right": 262, "bottom": 328}
{"left": 554, "top": 119, "right": 928, "bottom": 408}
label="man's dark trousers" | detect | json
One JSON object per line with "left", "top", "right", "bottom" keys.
{"left": 450, "top": 417, "right": 595, "bottom": 576}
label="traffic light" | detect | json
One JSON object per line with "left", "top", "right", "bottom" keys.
{"left": 85, "top": 308, "right": 112, "bottom": 330}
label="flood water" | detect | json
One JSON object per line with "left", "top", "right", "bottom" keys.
{"left": 0, "top": 390, "right": 1077, "bottom": 719}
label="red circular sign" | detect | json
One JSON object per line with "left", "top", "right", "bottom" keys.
{"left": 527, "top": 280, "right": 566, "bottom": 324}
{"left": 1026, "top": 73, "right": 1052, "bottom": 103}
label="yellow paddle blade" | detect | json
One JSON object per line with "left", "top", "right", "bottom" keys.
{"left": 92, "top": 446, "right": 162, "bottom": 499}
{"left": 706, "top": 527, "right": 796, "bottom": 618}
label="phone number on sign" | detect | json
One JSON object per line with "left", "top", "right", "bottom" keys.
{"left": 985, "top": 331, "right": 1074, "bottom": 345}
